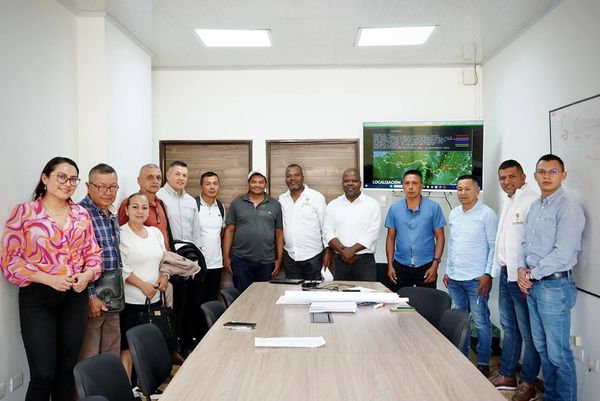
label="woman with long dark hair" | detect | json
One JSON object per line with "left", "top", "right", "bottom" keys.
{"left": 1, "top": 156, "right": 102, "bottom": 401}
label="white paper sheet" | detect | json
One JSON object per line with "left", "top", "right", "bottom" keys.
{"left": 278, "top": 290, "right": 404, "bottom": 305}
{"left": 254, "top": 336, "right": 327, "bottom": 348}
{"left": 309, "top": 301, "right": 357, "bottom": 313}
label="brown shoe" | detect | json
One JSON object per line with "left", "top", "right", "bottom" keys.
{"left": 489, "top": 372, "right": 517, "bottom": 390}
{"left": 512, "top": 382, "right": 536, "bottom": 401}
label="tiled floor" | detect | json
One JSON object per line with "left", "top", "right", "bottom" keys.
{"left": 468, "top": 350, "right": 543, "bottom": 401}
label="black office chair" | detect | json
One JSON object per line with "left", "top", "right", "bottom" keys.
{"left": 201, "top": 300, "right": 226, "bottom": 329}
{"left": 73, "top": 352, "right": 136, "bottom": 401}
{"left": 438, "top": 308, "right": 471, "bottom": 351}
{"left": 78, "top": 396, "right": 110, "bottom": 401}
{"left": 220, "top": 287, "right": 241, "bottom": 308}
{"left": 398, "top": 286, "right": 452, "bottom": 327}
{"left": 126, "top": 323, "right": 173, "bottom": 398}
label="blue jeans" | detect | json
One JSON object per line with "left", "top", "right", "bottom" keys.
{"left": 448, "top": 278, "right": 491, "bottom": 365}
{"left": 527, "top": 276, "right": 577, "bottom": 401}
{"left": 498, "top": 270, "right": 540, "bottom": 383}
{"left": 231, "top": 255, "right": 274, "bottom": 292}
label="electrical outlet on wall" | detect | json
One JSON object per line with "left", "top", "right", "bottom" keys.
{"left": 572, "top": 335, "right": 583, "bottom": 347}
{"left": 573, "top": 347, "right": 585, "bottom": 363}
{"left": 587, "top": 358, "right": 599, "bottom": 373}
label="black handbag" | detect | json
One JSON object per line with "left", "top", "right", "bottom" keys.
{"left": 138, "top": 292, "right": 177, "bottom": 346}
{"left": 94, "top": 269, "right": 125, "bottom": 312}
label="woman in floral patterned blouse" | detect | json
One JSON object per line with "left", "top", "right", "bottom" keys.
{"left": 0, "top": 156, "right": 102, "bottom": 401}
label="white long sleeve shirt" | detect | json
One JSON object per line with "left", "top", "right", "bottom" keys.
{"left": 157, "top": 183, "right": 201, "bottom": 247}
{"left": 491, "top": 184, "right": 538, "bottom": 281}
{"left": 322, "top": 193, "right": 381, "bottom": 254}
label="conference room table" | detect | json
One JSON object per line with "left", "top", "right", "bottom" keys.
{"left": 160, "top": 281, "right": 505, "bottom": 401}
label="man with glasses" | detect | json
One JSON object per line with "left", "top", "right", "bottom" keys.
{"left": 518, "top": 154, "right": 585, "bottom": 401}
{"left": 79, "top": 163, "right": 121, "bottom": 359}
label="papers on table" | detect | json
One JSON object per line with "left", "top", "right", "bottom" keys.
{"left": 255, "top": 336, "right": 327, "bottom": 348}
{"left": 309, "top": 301, "right": 357, "bottom": 313}
{"left": 276, "top": 290, "right": 405, "bottom": 305}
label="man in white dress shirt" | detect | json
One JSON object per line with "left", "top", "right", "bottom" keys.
{"left": 323, "top": 168, "right": 381, "bottom": 281}
{"left": 156, "top": 160, "right": 201, "bottom": 247}
{"left": 279, "top": 164, "right": 329, "bottom": 280}
{"left": 489, "top": 160, "right": 540, "bottom": 401}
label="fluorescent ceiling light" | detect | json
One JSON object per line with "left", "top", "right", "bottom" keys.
{"left": 356, "top": 26, "right": 436, "bottom": 46}
{"left": 194, "top": 29, "right": 271, "bottom": 47}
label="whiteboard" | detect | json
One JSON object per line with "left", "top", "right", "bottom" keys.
{"left": 550, "top": 94, "right": 600, "bottom": 297}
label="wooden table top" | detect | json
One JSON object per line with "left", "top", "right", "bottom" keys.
{"left": 160, "top": 281, "right": 505, "bottom": 401}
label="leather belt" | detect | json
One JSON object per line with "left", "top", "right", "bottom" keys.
{"left": 500, "top": 266, "right": 507, "bottom": 273}
{"left": 537, "top": 270, "right": 572, "bottom": 281}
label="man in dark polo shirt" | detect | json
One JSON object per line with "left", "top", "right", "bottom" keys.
{"left": 223, "top": 170, "right": 283, "bottom": 292}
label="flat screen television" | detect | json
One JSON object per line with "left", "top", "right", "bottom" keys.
{"left": 363, "top": 121, "right": 484, "bottom": 191}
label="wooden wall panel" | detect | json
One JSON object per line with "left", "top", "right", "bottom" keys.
{"left": 160, "top": 141, "right": 251, "bottom": 209}
{"left": 267, "top": 140, "right": 359, "bottom": 203}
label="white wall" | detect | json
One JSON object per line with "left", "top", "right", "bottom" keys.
{"left": 483, "top": 0, "right": 600, "bottom": 399}
{"left": 153, "top": 67, "right": 484, "bottom": 268}
{"left": 76, "top": 16, "right": 153, "bottom": 199}
{"left": 0, "top": 4, "right": 152, "bottom": 400}
{"left": 0, "top": 1, "right": 78, "bottom": 399}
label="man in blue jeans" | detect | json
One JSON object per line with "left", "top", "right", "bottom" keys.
{"left": 444, "top": 175, "right": 498, "bottom": 377}
{"left": 489, "top": 160, "right": 540, "bottom": 401}
{"left": 518, "top": 154, "right": 585, "bottom": 401}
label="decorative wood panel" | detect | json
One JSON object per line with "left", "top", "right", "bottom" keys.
{"left": 267, "top": 140, "right": 359, "bottom": 203}
{"left": 159, "top": 140, "right": 252, "bottom": 209}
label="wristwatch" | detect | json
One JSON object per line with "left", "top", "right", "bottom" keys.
{"left": 525, "top": 272, "right": 535, "bottom": 282}
{"left": 433, "top": 257, "right": 442, "bottom": 263}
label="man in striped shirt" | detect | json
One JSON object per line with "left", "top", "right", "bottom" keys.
{"left": 79, "top": 163, "right": 122, "bottom": 359}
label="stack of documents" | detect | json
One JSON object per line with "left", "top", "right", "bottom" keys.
{"left": 309, "top": 301, "right": 358, "bottom": 313}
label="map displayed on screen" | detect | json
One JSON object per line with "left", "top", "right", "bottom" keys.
{"left": 363, "top": 121, "right": 483, "bottom": 190}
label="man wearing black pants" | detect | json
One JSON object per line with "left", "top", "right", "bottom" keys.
{"left": 385, "top": 170, "right": 446, "bottom": 291}
{"left": 323, "top": 169, "right": 381, "bottom": 281}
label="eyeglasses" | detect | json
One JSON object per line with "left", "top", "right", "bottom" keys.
{"left": 89, "top": 182, "right": 120, "bottom": 194}
{"left": 53, "top": 172, "right": 81, "bottom": 186}
{"left": 535, "top": 168, "right": 562, "bottom": 176}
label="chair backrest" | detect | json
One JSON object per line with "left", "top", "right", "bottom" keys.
{"left": 438, "top": 308, "right": 471, "bottom": 350}
{"left": 201, "top": 300, "right": 226, "bottom": 328}
{"left": 398, "top": 286, "right": 452, "bottom": 327}
{"left": 73, "top": 352, "right": 136, "bottom": 401}
{"left": 126, "top": 323, "right": 173, "bottom": 397}
{"left": 220, "top": 287, "right": 241, "bottom": 308}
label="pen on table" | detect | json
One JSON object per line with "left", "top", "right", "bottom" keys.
{"left": 373, "top": 303, "right": 383, "bottom": 309}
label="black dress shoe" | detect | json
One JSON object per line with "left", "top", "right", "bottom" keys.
{"left": 477, "top": 364, "right": 490, "bottom": 378}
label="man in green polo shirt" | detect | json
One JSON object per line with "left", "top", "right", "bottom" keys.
{"left": 223, "top": 171, "right": 284, "bottom": 291}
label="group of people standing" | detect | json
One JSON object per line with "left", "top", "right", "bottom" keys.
{"left": 384, "top": 154, "right": 583, "bottom": 401}
{"left": 0, "top": 153, "right": 584, "bottom": 401}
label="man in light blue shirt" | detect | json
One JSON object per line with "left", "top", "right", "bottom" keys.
{"left": 518, "top": 154, "right": 585, "bottom": 401}
{"left": 385, "top": 169, "right": 446, "bottom": 291}
{"left": 444, "top": 174, "right": 498, "bottom": 377}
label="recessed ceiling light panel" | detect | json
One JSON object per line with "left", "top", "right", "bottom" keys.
{"left": 194, "top": 29, "right": 272, "bottom": 47}
{"left": 356, "top": 26, "right": 436, "bottom": 46}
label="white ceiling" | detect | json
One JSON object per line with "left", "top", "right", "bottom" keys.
{"left": 59, "top": 0, "right": 563, "bottom": 69}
